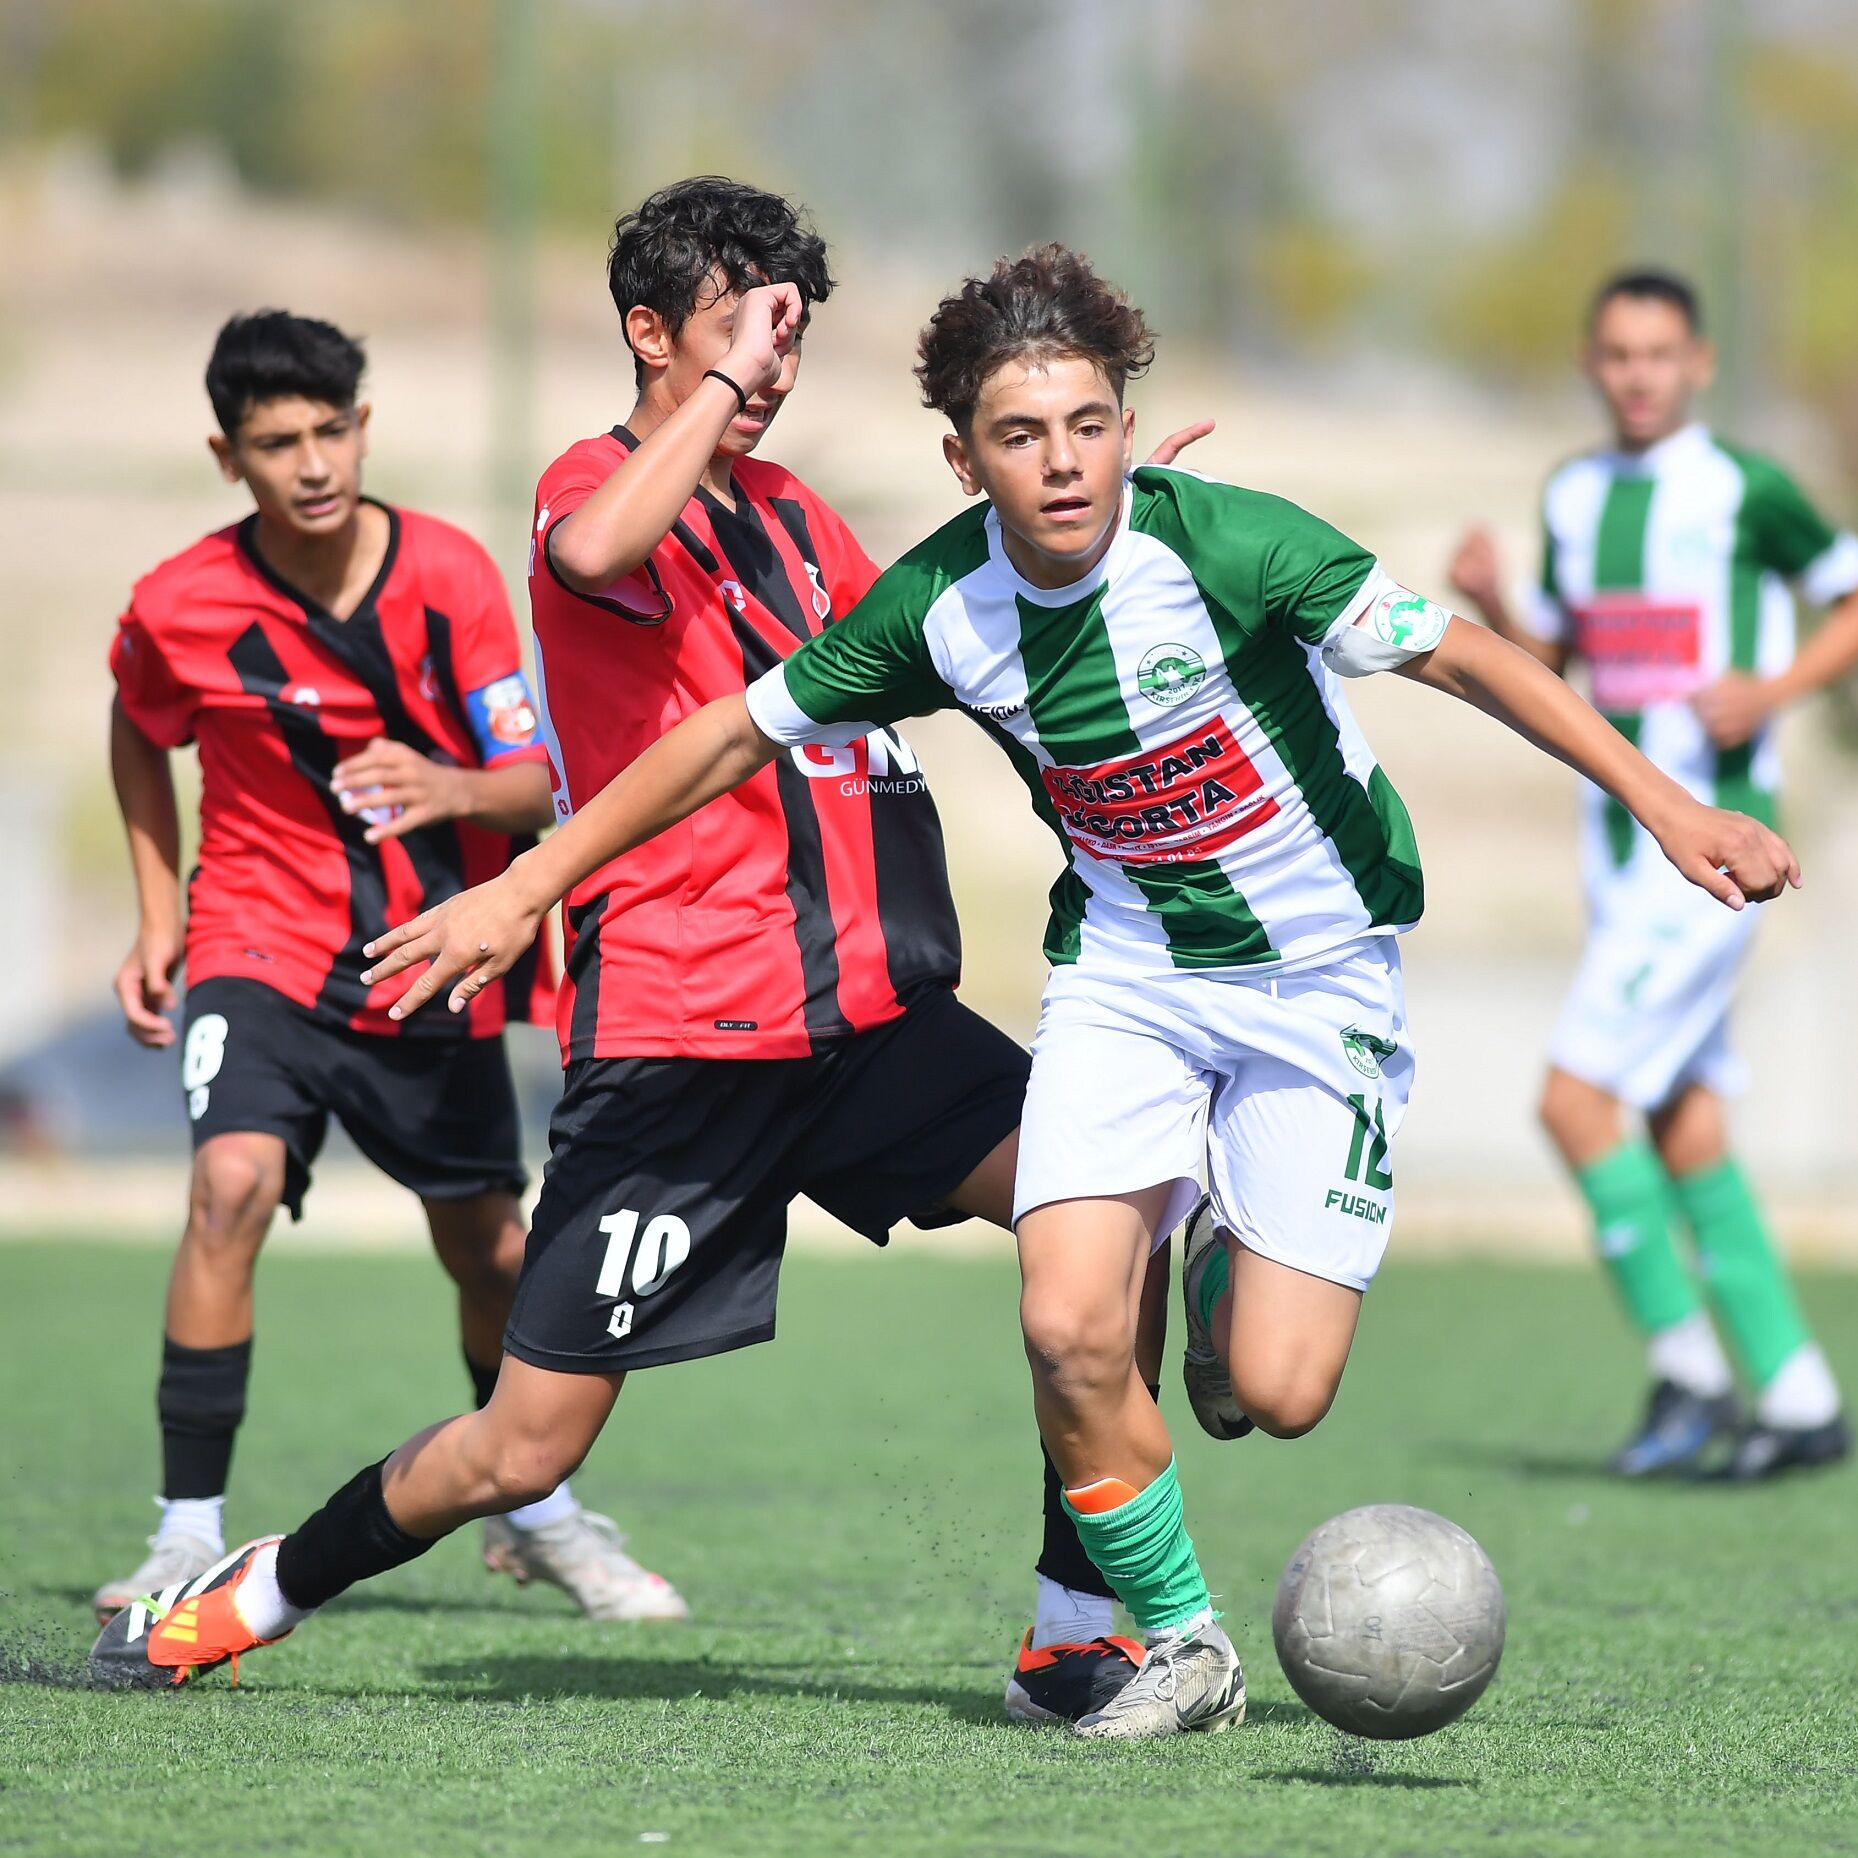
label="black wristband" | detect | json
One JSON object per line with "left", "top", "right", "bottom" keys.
{"left": 702, "top": 369, "right": 749, "bottom": 414}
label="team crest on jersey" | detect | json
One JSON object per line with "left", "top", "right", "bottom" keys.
{"left": 1137, "top": 644, "right": 1205, "bottom": 706}
{"left": 720, "top": 579, "right": 748, "bottom": 614}
{"left": 1371, "top": 589, "right": 1449, "bottom": 655}
{"left": 1340, "top": 1025, "right": 1398, "bottom": 1078}
{"left": 804, "top": 561, "right": 832, "bottom": 621}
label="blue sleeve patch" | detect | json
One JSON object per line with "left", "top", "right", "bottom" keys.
{"left": 465, "top": 673, "right": 541, "bottom": 762}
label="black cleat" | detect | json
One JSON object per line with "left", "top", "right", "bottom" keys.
{"left": 1611, "top": 1379, "right": 1741, "bottom": 1477}
{"left": 86, "top": 1538, "right": 287, "bottom": 1690}
{"left": 1003, "top": 1629, "right": 1146, "bottom": 1726}
{"left": 1714, "top": 1413, "right": 1850, "bottom": 1482}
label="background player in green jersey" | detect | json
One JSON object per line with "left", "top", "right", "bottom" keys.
{"left": 117, "top": 247, "right": 1795, "bottom": 1738}
{"left": 1450, "top": 270, "right": 1858, "bottom": 1480}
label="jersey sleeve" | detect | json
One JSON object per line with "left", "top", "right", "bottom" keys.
{"left": 745, "top": 556, "right": 950, "bottom": 747}
{"left": 448, "top": 542, "right": 547, "bottom": 767}
{"left": 109, "top": 607, "right": 196, "bottom": 749}
{"left": 531, "top": 448, "right": 672, "bottom": 624}
{"left": 1133, "top": 467, "right": 1379, "bottom": 645}
{"left": 1740, "top": 454, "right": 1858, "bottom": 605}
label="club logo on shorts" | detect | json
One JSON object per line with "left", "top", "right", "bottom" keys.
{"left": 1371, "top": 589, "right": 1449, "bottom": 654}
{"left": 1137, "top": 644, "right": 1206, "bottom": 707}
{"left": 1340, "top": 1025, "right": 1397, "bottom": 1078}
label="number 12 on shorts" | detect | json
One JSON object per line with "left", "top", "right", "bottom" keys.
{"left": 1343, "top": 1094, "right": 1393, "bottom": 1190}
{"left": 596, "top": 1207, "right": 692, "bottom": 1340}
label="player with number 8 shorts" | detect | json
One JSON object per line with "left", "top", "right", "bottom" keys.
{"left": 98, "top": 311, "right": 686, "bottom": 1627}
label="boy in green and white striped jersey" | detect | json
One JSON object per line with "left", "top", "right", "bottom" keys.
{"left": 368, "top": 248, "right": 1799, "bottom": 1739}
{"left": 1452, "top": 270, "right": 1858, "bottom": 1481}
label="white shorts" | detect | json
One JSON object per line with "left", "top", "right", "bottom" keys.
{"left": 1013, "top": 940, "right": 1414, "bottom": 1293}
{"left": 1549, "top": 856, "right": 1758, "bottom": 1110}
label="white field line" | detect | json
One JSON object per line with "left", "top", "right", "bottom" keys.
{"left": 1, "top": 1160, "right": 1854, "bottom": 1265}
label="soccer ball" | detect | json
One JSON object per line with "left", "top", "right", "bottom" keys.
{"left": 1271, "top": 1504, "right": 1505, "bottom": 1740}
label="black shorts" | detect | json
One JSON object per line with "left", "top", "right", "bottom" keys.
{"left": 503, "top": 986, "right": 1028, "bottom": 1373}
{"left": 181, "top": 976, "right": 527, "bottom": 1219}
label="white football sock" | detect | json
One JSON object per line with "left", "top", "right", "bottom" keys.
{"left": 505, "top": 1479, "right": 578, "bottom": 1531}
{"left": 230, "top": 1539, "right": 312, "bottom": 1640}
{"left": 1150, "top": 1603, "right": 1216, "bottom": 1645}
{"left": 1647, "top": 1312, "right": 1734, "bottom": 1399}
{"left": 1031, "top": 1573, "right": 1115, "bottom": 1649}
{"left": 1757, "top": 1343, "right": 1841, "bottom": 1429}
{"left": 158, "top": 1495, "right": 226, "bottom": 1554}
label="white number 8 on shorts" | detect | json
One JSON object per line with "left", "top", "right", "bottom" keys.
{"left": 182, "top": 1013, "right": 230, "bottom": 1122}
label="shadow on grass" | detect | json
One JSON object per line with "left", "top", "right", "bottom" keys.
{"left": 1258, "top": 1768, "right": 1474, "bottom": 1790}
{"left": 422, "top": 1651, "right": 1003, "bottom": 1726}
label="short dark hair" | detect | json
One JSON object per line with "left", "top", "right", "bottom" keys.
{"left": 1590, "top": 268, "right": 1703, "bottom": 335}
{"left": 915, "top": 244, "right": 1154, "bottom": 432}
{"left": 607, "top": 177, "right": 834, "bottom": 382}
{"left": 205, "top": 311, "right": 366, "bottom": 437}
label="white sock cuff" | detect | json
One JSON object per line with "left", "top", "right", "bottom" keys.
{"left": 504, "top": 1481, "right": 578, "bottom": 1531}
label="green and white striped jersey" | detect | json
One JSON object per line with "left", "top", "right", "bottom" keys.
{"left": 1524, "top": 422, "right": 1858, "bottom": 871}
{"left": 745, "top": 466, "right": 1433, "bottom": 976}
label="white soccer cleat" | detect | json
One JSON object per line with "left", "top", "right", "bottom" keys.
{"left": 1071, "top": 1617, "right": 1247, "bottom": 1740}
{"left": 1180, "top": 1197, "right": 1253, "bottom": 1441}
{"left": 91, "top": 1531, "right": 223, "bottom": 1625}
{"left": 483, "top": 1508, "right": 690, "bottom": 1622}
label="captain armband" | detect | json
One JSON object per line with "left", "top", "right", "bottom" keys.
{"left": 1321, "top": 582, "right": 1452, "bottom": 678}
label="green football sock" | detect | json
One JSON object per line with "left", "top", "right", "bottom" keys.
{"left": 1575, "top": 1139, "right": 1699, "bottom": 1336}
{"left": 1061, "top": 1459, "right": 1212, "bottom": 1635}
{"left": 1194, "top": 1240, "right": 1229, "bottom": 1333}
{"left": 1671, "top": 1157, "right": 1809, "bottom": 1387}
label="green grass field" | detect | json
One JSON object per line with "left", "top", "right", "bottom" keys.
{"left": 3, "top": 1240, "right": 1855, "bottom": 1858}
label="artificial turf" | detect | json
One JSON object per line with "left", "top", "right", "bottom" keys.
{"left": 2, "top": 1239, "right": 1854, "bottom": 1858}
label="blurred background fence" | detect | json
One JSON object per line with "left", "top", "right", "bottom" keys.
{"left": 2, "top": 0, "right": 1854, "bottom": 1243}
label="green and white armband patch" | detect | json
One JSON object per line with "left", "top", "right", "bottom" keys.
{"left": 1322, "top": 581, "right": 1451, "bottom": 677}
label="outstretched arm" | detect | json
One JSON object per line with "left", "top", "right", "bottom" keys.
{"left": 1397, "top": 617, "right": 1799, "bottom": 909}
{"left": 362, "top": 694, "right": 778, "bottom": 1017}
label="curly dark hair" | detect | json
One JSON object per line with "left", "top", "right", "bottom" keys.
{"left": 205, "top": 310, "right": 365, "bottom": 438}
{"left": 915, "top": 244, "right": 1154, "bottom": 431}
{"left": 607, "top": 177, "right": 835, "bottom": 382}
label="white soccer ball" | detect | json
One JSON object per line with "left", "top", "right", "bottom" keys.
{"left": 1271, "top": 1503, "right": 1505, "bottom": 1740}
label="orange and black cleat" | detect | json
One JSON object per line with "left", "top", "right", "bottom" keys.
{"left": 1003, "top": 1627, "right": 1146, "bottom": 1726}
{"left": 87, "top": 1537, "right": 291, "bottom": 1690}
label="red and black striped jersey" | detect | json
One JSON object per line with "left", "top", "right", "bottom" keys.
{"left": 529, "top": 427, "right": 961, "bottom": 1062}
{"left": 110, "top": 501, "right": 554, "bottom": 1039}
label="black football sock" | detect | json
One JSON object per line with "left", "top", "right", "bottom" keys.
{"left": 463, "top": 1351, "right": 499, "bottom": 1411}
{"left": 158, "top": 1336, "right": 252, "bottom": 1500}
{"left": 274, "top": 1458, "right": 442, "bottom": 1611}
{"left": 1035, "top": 1440, "right": 1118, "bottom": 1600}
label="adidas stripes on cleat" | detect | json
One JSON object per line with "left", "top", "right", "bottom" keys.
{"left": 1004, "top": 1628, "right": 1147, "bottom": 1726}
{"left": 87, "top": 1538, "right": 289, "bottom": 1689}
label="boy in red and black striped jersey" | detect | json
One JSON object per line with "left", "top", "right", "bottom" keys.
{"left": 95, "top": 313, "right": 685, "bottom": 1627}
{"left": 90, "top": 186, "right": 1207, "bottom": 1723}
